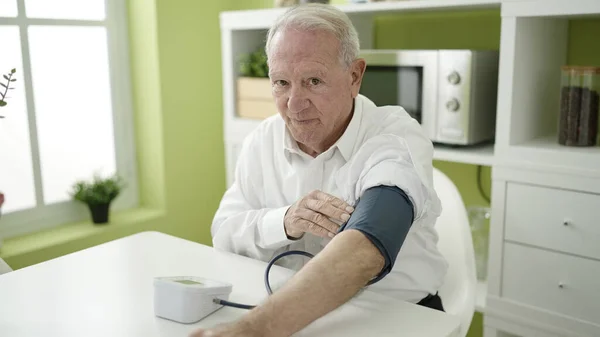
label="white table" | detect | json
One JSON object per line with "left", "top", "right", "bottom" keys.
{"left": 0, "top": 231, "right": 461, "bottom": 337}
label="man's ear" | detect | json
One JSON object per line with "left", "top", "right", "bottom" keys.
{"left": 350, "top": 58, "right": 366, "bottom": 98}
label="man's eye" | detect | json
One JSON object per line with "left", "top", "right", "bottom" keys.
{"left": 274, "top": 80, "right": 288, "bottom": 87}
{"left": 309, "top": 78, "right": 321, "bottom": 86}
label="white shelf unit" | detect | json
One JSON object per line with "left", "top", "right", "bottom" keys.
{"left": 486, "top": 1, "right": 600, "bottom": 337}
{"left": 494, "top": 0, "right": 600, "bottom": 177}
{"left": 220, "top": 2, "right": 600, "bottom": 335}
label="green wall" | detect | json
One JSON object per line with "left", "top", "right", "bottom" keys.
{"left": 152, "top": 0, "right": 228, "bottom": 243}
{"left": 568, "top": 19, "right": 600, "bottom": 67}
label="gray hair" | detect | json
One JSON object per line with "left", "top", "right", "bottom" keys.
{"left": 265, "top": 4, "right": 360, "bottom": 67}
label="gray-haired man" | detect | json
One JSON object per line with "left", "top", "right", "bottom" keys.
{"left": 192, "top": 4, "right": 447, "bottom": 337}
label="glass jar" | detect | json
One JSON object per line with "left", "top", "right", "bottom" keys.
{"left": 579, "top": 67, "right": 600, "bottom": 146}
{"left": 468, "top": 206, "right": 490, "bottom": 281}
{"left": 559, "top": 66, "right": 600, "bottom": 146}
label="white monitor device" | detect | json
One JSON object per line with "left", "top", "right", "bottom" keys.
{"left": 154, "top": 276, "right": 233, "bottom": 324}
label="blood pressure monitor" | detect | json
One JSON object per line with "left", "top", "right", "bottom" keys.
{"left": 154, "top": 276, "right": 233, "bottom": 323}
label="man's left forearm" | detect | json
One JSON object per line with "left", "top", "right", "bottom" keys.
{"left": 239, "top": 229, "right": 385, "bottom": 337}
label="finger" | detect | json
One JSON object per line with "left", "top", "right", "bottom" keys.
{"left": 189, "top": 329, "right": 208, "bottom": 337}
{"left": 310, "top": 190, "right": 354, "bottom": 212}
{"left": 294, "top": 218, "right": 335, "bottom": 238}
{"left": 296, "top": 208, "right": 341, "bottom": 235}
{"left": 304, "top": 198, "right": 351, "bottom": 222}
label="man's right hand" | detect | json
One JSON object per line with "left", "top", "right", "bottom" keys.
{"left": 284, "top": 190, "right": 354, "bottom": 239}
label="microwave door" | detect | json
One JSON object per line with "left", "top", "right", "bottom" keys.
{"left": 359, "top": 50, "right": 438, "bottom": 141}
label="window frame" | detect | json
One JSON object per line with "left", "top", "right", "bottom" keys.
{"left": 0, "top": 0, "right": 138, "bottom": 239}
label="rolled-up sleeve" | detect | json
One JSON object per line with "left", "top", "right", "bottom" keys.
{"left": 212, "top": 132, "right": 295, "bottom": 261}
{"left": 335, "top": 119, "right": 441, "bottom": 224}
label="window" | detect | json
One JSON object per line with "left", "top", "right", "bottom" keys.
{"left": 0, "top": 0, "right": 137, "bottom": 238}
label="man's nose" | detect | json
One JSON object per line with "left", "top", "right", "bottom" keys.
{"left": 287, "top": 86, "right": 310, "bottom": 114}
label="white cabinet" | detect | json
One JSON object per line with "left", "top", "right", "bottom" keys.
{"left": 486, "top": 170, "right": 600, "bottom": 337}
{"left": 502, "top": 242, "right": 600, "bottom": 326}
{"left": 504, "top": 183, "right": 600, "bottom": 261}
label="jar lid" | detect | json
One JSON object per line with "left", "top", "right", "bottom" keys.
{"left": 580, "top": 66, "right": 600, "bottom": 74}
{"left": 561, "top": 65, "right": 600, "bottom": 74}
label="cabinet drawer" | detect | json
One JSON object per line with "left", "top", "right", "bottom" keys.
{"left": 502, "top": 243, "right": 600, "bottom": 325}
{"left": 505, "top": 183, "right": 600, "bottom": 260}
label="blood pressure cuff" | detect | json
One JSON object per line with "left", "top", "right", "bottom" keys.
{"left": 338, "top": 185, "right": 414, "bottom": 284}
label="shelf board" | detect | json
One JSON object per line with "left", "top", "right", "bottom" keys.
{"left": 503, "top": 0, "right": 600, "bottom": 18}
{"left": 518, "top": 135, "right": 600, "bottom": 155}
{"left": 505, "top": 136, "right": 600, "bottom": 176}
{"left": 220, "top": 0, "right": 500, "bottom": 30}
{"left": 476, "top": 280, "right": 487, "bottom": 313}
{"left": 433, "top": 143, "right": 495, "bottom": 166}
{"left": 340, "top": 0, "right": 500, "bottom": 14}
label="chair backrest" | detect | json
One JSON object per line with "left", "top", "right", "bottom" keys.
{"left": 432, "top": 168, "right": 477, "bottom": 337}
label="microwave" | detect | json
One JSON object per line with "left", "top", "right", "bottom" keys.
{"left": 359, "top": 50, "right": 499, "bottom": 145}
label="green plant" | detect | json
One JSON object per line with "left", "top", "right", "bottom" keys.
{"left": 70, "top": 175, "right": 125, "bottom": 206}
{"left": 239, "top": 47, "right": 268, "bottom": 78}
{"left": 0, "top": 68, "right": 17, "bottom": 115}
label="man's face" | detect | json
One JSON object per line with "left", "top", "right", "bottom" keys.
{"left": 268, "top": 28, "right": 365, "bottom": 153}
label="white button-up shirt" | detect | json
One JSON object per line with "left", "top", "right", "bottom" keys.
{"left": 212, "top": 94, "right": 448, "bottom": 303}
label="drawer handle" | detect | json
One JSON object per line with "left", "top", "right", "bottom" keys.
{"left": 563, "top": 219, "right": 571, "bottom": 227}
{"left": 558, "top": 282, "right": 566, "bottom": 289}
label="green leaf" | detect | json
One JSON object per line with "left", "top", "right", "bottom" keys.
{"left": 238, "top": 46, "right": 269, "bottom": 78}
{"left": 70, "top": 174, "right": 126, "bottom": 205}
{"left": 0, "top": 83, "right": 6, "bottom": 88}
{"left": 0, "top": 100, "right": 6, "bottom": 107}
{"left": 11, "top": 69, "right": 16, "bottom": 74}
{"left": 10, "top": 79, "right": 16, "bottom": 82}
{"left": 3, "top": 75, "right": 8, "bottom": 81}
{"left": 239, "top": 62, "right": 252, "bottom": 77}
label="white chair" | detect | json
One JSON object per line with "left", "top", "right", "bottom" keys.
{"left": 433, "top": 167, "right": 477, "bottom": 337}
{"left": 0, "top": 257, "right": 12, "bottom": 275}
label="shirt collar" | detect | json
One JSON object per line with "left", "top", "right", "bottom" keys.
{"left": 283, "top": 96, "right": 363, "bottom": 162}
{"left": 334, "top": 96, "right": 363, "bottom": 161}
{"left": 283, "top": 125, "right": 302, "bottom": 157}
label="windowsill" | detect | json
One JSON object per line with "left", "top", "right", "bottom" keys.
{"left": 0, "top": 207, "right": 165, "bottom": 261}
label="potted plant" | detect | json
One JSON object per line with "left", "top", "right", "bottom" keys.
{"left": 70, "top": 175, "right": 125, "bottom": 225}
{"left": 0, "top": 192, "right": 4, "bottom": 249}
{"left": 237, "top": 47, "right": 278, "bottom": 119}
{"left": 1, "top": 68, "right": 17, "bottom": 248}
{"left": 0, "top": 68, "right": 17, "bottom": 115}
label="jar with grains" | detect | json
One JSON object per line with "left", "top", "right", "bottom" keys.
{"left": 559, "top": 66, "right": 600, "bottom": 146}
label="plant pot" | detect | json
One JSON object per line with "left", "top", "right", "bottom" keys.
{"left": 237, "top": 77, "right": 278, "bottom": 119}
{"left": 88, "top": 203, "right": 111, "bottom": 225}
